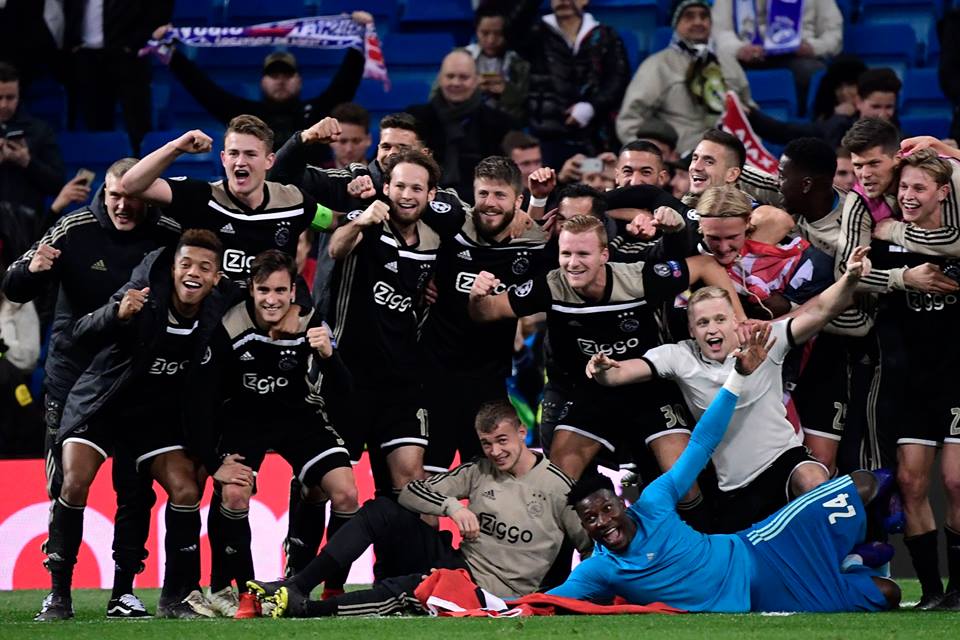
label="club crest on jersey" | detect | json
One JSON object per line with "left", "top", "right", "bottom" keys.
{"left": 514, "top": 279, "right": 534, "bottom": 298}
{"left": 201, "top": 346, "right": 212, "bottom": 365}
{"left": 275, "top": 221, "right": 292, "bottom": 246}
{"left": 429, "top": 200, "right": 452, "bottom": 214}
{"left": 511, "top": 251, "right": 531, "bottom": 275}
{"left": 526, "top": 491, "right": 546, "bottom": 518}
{"left": 687, "top": 208, "right": 700, "bottom": 221}
{"left": 278, "top": 349, "right": 298, "bottom": 371}
{"left": 618, "top": 311, "right": 640, "bottom": 333}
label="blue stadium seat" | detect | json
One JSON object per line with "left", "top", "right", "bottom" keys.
{"left": 381, "top": 32, "right": 456, "bottom": 83}
{"left": 23, "top": 81, "right": 67, "bottom": 131}
{"left": 805, "top": 68, "right": 826, "bottom": 118}
{"left": 223, "top": 0, "right": 314, "bottom": 25}
{"left": 192, "top": 47, "right": 280, "bottom": 84}
{"left": 926, "top": 20, "right": 940, "bottom": 65}
{"left": 746, "top": 69, "right": 798, "bottom": 120}
{"left": 354, "top": 78, "right": 432, "bottom": 115}
{"left": 400, "top": 0, "right": 474, "bottom": 42}
{"left": 167, "top": 84, "right": 227, "bottom": 132}
{"left": 618, "top": 29, "right": 643, "bottom": 70}
{"left": 589, "top": 0, "right": 659, "bottom": 40}
{"left": 859, "top": 0, "right": 938, "bottom": 51}
{"left": 173, "top": 1, "right": 220, "bottom": 24}
{"left": 141, "top": 131, "right": 223, "bottom": 180}
{"left": 900, "top": 68, "right": 950, "bottom": 117}
{"left": 651, "top": 26, "right": 673, "bottom": 54}
{"left": 843, "top": 25, "right": 918, "bottom": 76}
{"left": 899, "top": 115, "right": 951, "bottom": 139}
{"left": 314, "top": 0, "right": 399, "bottom": 32}
{"left": 58, "top": 132, "right": 133, "bottom": 178}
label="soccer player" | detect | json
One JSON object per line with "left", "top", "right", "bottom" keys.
{"left": 614, "top": 140, "right": 670, "bottom": 189}
{"left": 248, "top": 399, "right": 591, "bottom": 618}
{"left": 327, "top": 150, "right": 442, "bottom": 494}
{"left": 468, "top": 215, "right": 743, "bottom": 486}
{"left": 869, "top": 149, "right": 960, "bottom": 610}
{"left": 584, "top": 246, "right": 873, "bottom": 532}
{"left": 35, "top": 230, "right": 245, "bottom": 620}
{"left": 684, "top": 129, "right": 782, "bottom": 208}
{"left": 550, "top": 324, "right": 900, "bottom": 612}
{"left": 3, "top": 157, "right": 180, "bottom": 618}
{"left": 189, "top": 250, "right": 359, "bottom": 615}
{"left": 420, "top": 156, "right": 548, "bottom": 472}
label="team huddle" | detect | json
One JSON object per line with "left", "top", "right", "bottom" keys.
{"left": 5, "top": 110, "right": 960, "bottom": 620}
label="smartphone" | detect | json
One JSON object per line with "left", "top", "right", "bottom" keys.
{"left": 74, "top": 168, "right": 96, "bottom": 186}
{"left": 580, "top": 157, "right": 603, "bottom": 174}
{"left": 4, "top": 129, "right": 25, "bottom": 141}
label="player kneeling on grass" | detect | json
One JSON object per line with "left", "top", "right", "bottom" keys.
{"left": 247, "top": 400, "right": 592, "bottom": 618}
{"left": 36, "top": 230, "right": 245, "bottom": 621}
{"left": 188, "top": 250, "right": 360, "bottom": 618}
{"left": 550, "top": 324, "right": 901, "bottom": 612}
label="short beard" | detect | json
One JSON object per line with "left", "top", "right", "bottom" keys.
{"left": 473, "top": 207, "right": 514, "bottom": 239}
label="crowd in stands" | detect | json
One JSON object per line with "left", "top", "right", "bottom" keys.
{"left": 2, "top": 0, "right": 960, "bottom": 622}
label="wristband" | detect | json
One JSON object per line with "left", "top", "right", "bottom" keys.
{"left": 723, "top": 369, "right": 746, "bottom": 395}
{"left": 530, "top": 196, "right": 548, "bottom": 208}
{"left": 311, "top": 203, "right": 334, "bottom": 230}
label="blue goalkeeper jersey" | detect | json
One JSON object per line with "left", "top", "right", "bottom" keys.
{"left": 548, "top": 385, "right": 754, "bottom": 612}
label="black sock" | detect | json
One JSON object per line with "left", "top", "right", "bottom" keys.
{"left": 47, "top": 498, "right": 84, "bottom": 597}
{"left": 292, "top": 551, "right": 342, "bottom": 594}
{"left": 323, "top": 509, "right": 358, "bottom": 591}
{"left": 286, "top": 500, "right": 327, "bottom": 577}
{"left": 221, "top": 504, "right": 253, "bottom": 593}
{"left": 904, "top": 530, "right": 943, "bottom": 598}
{"left": 945, "top": 526, "right": 960, "bottom": 593}
{"left": 161, "top": 502, "right": 201, "bottom": 601}
{"left": 677, "top": 493, "right": 712, "bottom": 533}
{"left": 207, "top": 492, "right": 229, "bottom": 592}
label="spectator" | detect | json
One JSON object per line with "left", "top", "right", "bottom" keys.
{"left": 64, "top": 0, "right": 173, "bottom": 152}
{"left": 0, "top": 285, "right": 42, "bottom": 457}
{"left": 0, "top": 0, "right": 63, "bottom": 89}
{"left": 500, "top": 0, "right": 630, "bottom": 167}
{"left": 940, "top": 8, "right": 960, "bottom": 141}
{"left": 617, "top": 0, "right": 754, "bottom": 155}
{"left": 406, "top": 49, "right": 514, "bottom": 203}
{"left": 158, "top": 12, "right": 371, "bottom": 162}
{"left": 711, "top": 0, "right": 843, "bottom": 112}
{"left": 749, "top": 67, "right": 901, "bottom": 149}
{"left": 810, "top": 55, "right": 867, "bottom": 123}
{"left": 0, "top": 62, "right": 64, "bottom": 230}
{"left": 632, "top": 121, "right": 681, "bottom": 162}
{"left": 465, "top": 5, "right": 530, "bottom": 121}
{"left": 834, "top": 147, "right": 855, "bottom": 192}
{"left": 327, "top": 103, "right": 371, "bottom": 170}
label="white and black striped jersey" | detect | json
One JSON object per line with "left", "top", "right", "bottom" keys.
{"left": 507, "top": 261, "right": 690, "bottom": 389}
{"left": 421, "top": 210, "right": 549, "bottom": 378}
{"left": 164, "top": 177, "right": 326, "bottom": 283}
{"left": 330, "top": 220, "right": 441, "bottom": 386}
{"left": 795, "top": 188, "right": 845, "bottom": 257}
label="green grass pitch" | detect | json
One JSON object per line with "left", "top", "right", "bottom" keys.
{"left": 1, "top": 581, "right": 957, "bottom": 640}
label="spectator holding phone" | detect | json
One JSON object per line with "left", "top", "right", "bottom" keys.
{"left": 465, "top": 5, "right": 530, "bottom": 121}
{"left": 0, "top": 62, "right": 64, "bottom": 230}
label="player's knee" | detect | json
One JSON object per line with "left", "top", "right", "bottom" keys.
{"left": 872, "top": 577, "right": 901, "bottom": 610}
{"left": 221, "top": 484, "right": 251, "bottom": 511}
{"left": 942, "top": 469, "right": 960, "bottom": 501}
{"left": 60, "top": 474, "right": 91, "bottom": 506}
{"left": 328, "top": 484, "right": 359, "bottom": 513}
{"left": 851, "top": 470, "right": 878, "bottom": 506}
{"left": 166, "top": 477, "right": 200, "bottom": 506}
{"left": 897, "top": 465, "right": 930, "bottom": 500}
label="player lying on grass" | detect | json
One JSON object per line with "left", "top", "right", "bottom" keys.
{"left": 549, "top": 323, "right": 901, "bottom": 612}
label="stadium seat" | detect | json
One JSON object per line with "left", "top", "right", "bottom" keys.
{"left": 223, "top": 0, "right": 314, "bottom": 25}
{"left": 805, "top": 68, "right": 826, "bottom": 118}
{"left": 58, "top": 132, "right": 133, "bottom": 178}
{"left": 141, "top": 131, "right": 223, "bottom": 180}
{"left": 618, "top": 29, "right": 643, "bottom": 71}
{"left": 589, "top": 0, "right": 659, "bottom": 39}
{"left": 400, "top": 0, "right": 474, "bottom": 43}
{"left": 926, "top": 20, "right": 940, "bottom": 66}
{"left": 172, "top": 1, "right": 220, "bottom": 24}
{"left": 651, "top": 26, "right": 673, "bottom": 54}
{"left": 746, "top": 69, "right": 798, "bottom": 120}
{"left": 859, "top": 0, "right": 938, "bottom": 51}
{"left": 314, "top": 0, "right": 399, "bottom": 33}
{"left": 900, "top": 68, "right": 950, "bottom": 117}
{"left": 843, "top": 25, "right": 918, "bottom": 77}
{"left": 381, "top": 32, "right": 456, "bottom": 83}
{"left": 354, "top": 78, "right": 432, "bottom": 116}
{"left": 23, "top": 81, "right": 67, "bottom": 131}
{"left": 899, "top": 115, "right": 951, "bottom": 139}
{"left": 166, "top": 84, "right": 227, "bottom": 132}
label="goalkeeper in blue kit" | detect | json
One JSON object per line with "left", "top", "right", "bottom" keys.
{"left": 549, "top": 323, "right": 901, "bottom": 612}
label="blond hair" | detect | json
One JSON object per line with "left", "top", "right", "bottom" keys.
{"left": 899, "top": 148, "right": 953, "bottom": 188}
{"left": 696, "top": 185, "right": 752, "bottom": 220}
{"left": 560, "top": 214, "right": 608, "bottom": 247}
{"left": 688, "top": 285, "right": 734, "bottom": 311}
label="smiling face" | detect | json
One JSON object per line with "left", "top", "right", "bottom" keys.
{"left": 689, "top": 140, "right": 739, "bottom": 195}
{"left": 250, "top": 269, "right": 294, "bottom": 329}
{"left": 675, "top": 6, "right": 712, "bottom": 44}
{"left": 898, "top": 165, "right": 947, "bottom": 228}
{"left": 850, "top": 146, "right": 897, "bottom": 199}
{"left": 616, "top": 150, "right": 667, "bottom": 187}
{"left": 384, "top": 162, "right": 435, "bottom": 227}
{"left": 438, "top": 51, "right": 479, "bottom": 105}
{"left": 104, "top": 173, "right": 147, "bottom": 231}
{"left": 221, "top": 132, "right": 274, "bottom": 199}
{"left": 558, "top": 229, "right": 608, "bottom": 293}
{"left": 699, "top": 215, "right": 748, "bottom": 266}
{"left": 171, "top": 245, "right": 220, "bottom": 312}
{"left": 473, "top": 177, "right": 520, "bottom": 239}
{"left": 477, "top": 420, "right": 527, "bottom": 473}
{"left": 575, "top": 489, "right": 636, "bottom": 553}
{"left": 688, "top": 296, "right": 739, "bottom": 361}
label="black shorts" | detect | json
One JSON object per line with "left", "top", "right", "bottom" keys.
{"left": 332, "top": 384, "right": 429, "bottom": 463}
{"left": 422, "top": 373, "right": 506, "bottom": 473}
{"left": 220, "top": 406, "right": 351, "bottom": 486}
{"left": 556, "top": 378, "right": 691, "bottom": 454}
{"left": 539, "top": 381, "right": 574, "bottom": 457}
{"left": 62, "top": 412, "right": 186, "bottom": 471}
{"left": 893, "top": 365, "right": 960, "bottom": 448}
{"left": 791, "top": 332, "right": 851, "bottom": 443}
{"left": 711, "top": 445, "right": 828, "bottom": 534}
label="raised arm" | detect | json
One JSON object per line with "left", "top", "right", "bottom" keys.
{"left": 327, "top": 200, "right": 388, "bottom": 259}
{"left": 119, "top": 130, "right": 214, "bottom": 204}
{"left": 685, "top": 255, "right": 747, "bottom": 320}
